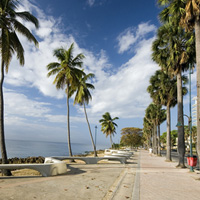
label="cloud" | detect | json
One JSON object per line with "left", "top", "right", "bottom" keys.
{"left": 87, "top": 0, "right": 95, "bottom": 7}
{"left": 5, "top": 1, "right": 158, "bottom": 120}
{"left": 117, "top": 22, "right": 157, "bottom": 54}
{"left": 4, "top": 89, "right": 50, "bottom": 120}
{"left": 3, "top": 0, "right": 160, "bottom": 143}
{"left": 87, "top": 37, "right": 159, "bottom": 119}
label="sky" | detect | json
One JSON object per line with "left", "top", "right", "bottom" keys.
{"left": 3, "top": 0, "right": 198, "bottom": 150}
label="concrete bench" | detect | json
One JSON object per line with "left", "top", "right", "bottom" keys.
{"left": 104, "top": 149, "right": 133, "bottom": 158}
{"left": 46, "top": 156, "right": 127, "bottom": 164}
{"left": 0, "top": 158, "right": 67, "bottom": 177}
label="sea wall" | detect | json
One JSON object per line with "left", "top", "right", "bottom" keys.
{"left": 0, "top": 156, "right": 45, "bottom": 164}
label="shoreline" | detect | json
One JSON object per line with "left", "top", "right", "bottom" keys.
{"left": 0, "top": 149, "right": 105, "bottom": 165}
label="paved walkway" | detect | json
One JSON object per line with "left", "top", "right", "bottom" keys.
{"left": 0, "top": 156, "right": 138, "bottom": 200}
{"left": 135, "top": 150, "right": 200, "bottom": 200}
{"left": 1, "top": 150, "right": 200, "bottom": 200}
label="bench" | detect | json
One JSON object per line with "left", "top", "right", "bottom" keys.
{"left": 0, "top": 158, "right": 68, "bottom": 177}
{"left": 104, "top": 149, "right": 133, "bottom": 158}
{"left": 45, "top": 156, "right": 127, "bottom": 164}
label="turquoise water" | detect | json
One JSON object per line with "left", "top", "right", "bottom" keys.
{"left": 2, "top": 139, "right": 107, "bottom": 158}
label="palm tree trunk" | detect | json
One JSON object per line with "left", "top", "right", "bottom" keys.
{"left": 83, "top": 103, "right": 97, "bottom": 157}
{"left": 157, "top": 124, "right": 161, "bottom": 156}
{"left": 166, "top": 104, "right": 172, "bottom": 162}
{"left": 195, "top": 19, "right": 200, "bottom": 168}
{"left": 152, "top": 125, "right": 155, "bottom": 153}
{"left": 153, "top": 123, "right": 157, "bottom": 154}
{"left": 0, "top": 61, "right": 11, "bottom": 176}
{"left": 110, "top": 133, "right": 113, "bottom": 148}
{"left": 66, "top": 84, "right": 73, "bottom": 156}
{"left": 177, "top": 71, "right": 185, "bottom": 168}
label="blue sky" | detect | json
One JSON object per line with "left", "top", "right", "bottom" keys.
{"left": 3, "top": 0, "right": 197, "bottom": 149}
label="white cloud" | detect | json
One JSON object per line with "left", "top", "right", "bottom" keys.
{"left": 5, "top": 1, "right": 158, "bottom": 120}
{"left": 87, "top": 37, "right": 159, "bottom": 119}
{"left": 3, "top": 0, "right": 160, "bottom": 143}
{"left": 87, "top": 0, "right": 95, "bottom": 7}
{"left": 4, "top": 89, "right": 51, "bottom": 119}
{"left": 117, "top": 22, "right": 157, "bottom": 54}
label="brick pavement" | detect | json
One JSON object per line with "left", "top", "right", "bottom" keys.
{"left": 136, "top": 150, "right": 200, "bottom": 200}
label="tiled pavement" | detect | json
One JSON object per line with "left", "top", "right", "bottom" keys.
{"left": 135, "top": 150, "right": 200, "bottom": 200}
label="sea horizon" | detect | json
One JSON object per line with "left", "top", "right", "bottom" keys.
{"left": 2, "top": 139, "right": 109, "bottom": 159}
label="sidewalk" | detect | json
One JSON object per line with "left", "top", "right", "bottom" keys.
{"left": 136, "top": 150, "right": 200, "bottom": 200}
{"left": 0, "top": 156, "right": 138, "bottom": 200}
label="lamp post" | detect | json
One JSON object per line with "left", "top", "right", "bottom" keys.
{"left": 189, "top": 64, "right": 194, "bottom": 172}
{"left": 176, "top": 64, "right": 194, "bottom": 172}
{"left": 95, "top": 125, "right": 97, "bottom": 149}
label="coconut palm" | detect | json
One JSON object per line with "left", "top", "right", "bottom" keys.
{"left": 99, "top": 112, "right": 119, "bottom": 147}
{"left": 46, "top": 43, "right": 85, "bottom": 156}
{"left": 72, "top": 73, "right": 97, "bottom": 157}
{"left": 147, "top": 70, "right": 188, "bottom": 160}
{"left": 152, "top": 20, "right": 195, "bottom": 167}
{"left": 0, "top": 0, "right": 39, "bottom": 175}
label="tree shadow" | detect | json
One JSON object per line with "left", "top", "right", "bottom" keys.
{"left": 66, "top": 165, "right": 86, "bottom": 175}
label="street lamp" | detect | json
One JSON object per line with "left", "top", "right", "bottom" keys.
{"left": 176, "top": 114, "right": 193, "bottom": 172}
{"left": 176, "top": 64, "right": 194, "bottom": 172}
{"left": 95, "top": 125, "right": 97, "bottom": 149}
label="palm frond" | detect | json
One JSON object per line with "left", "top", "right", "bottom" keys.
{"left": 15, "top": 11, "right": 39, "bottom": 28}
{"left": 12, "top": 19, "right": 38, "bottom": 47}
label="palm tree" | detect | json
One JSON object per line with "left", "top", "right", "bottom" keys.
{"left": 143, "top": 117, "right": 154, "bottom": 149}
{"left": 46, "top": 43, "right": 85, "bottom": 156}
{"left": 147, "top": 70, "right": 187, "bottom": 160}
{"left": 0, "top": 0, "right": 39, "bottom": 175}
{"left": 152, "top": 21, "right": 195, "bottom": 167}
{"left": 158, "top": 0, "right": 200, "bottom": 171}
{"left": 99, "top": 112, "right": 119, "bottom": 147}
{"left": 156, "top": 107, "right": 166, "bottom": 156}
{"left": 72, "top": 73, "right": 97, "bottom": 157}
{"left": 145, "top": 103, "right": 166, "bottom": 155}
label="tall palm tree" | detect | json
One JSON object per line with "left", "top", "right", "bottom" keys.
{"left": 159, "top": 0, "right": 200, "bottom": 170}
{"left": 147, "top": 70, "right": 188, "bottom": 160}
{"left": 99, "top": 112, "right": 119, "bottom": 147}
{"left": 72, "top": 73, "right": 97, "bottom": 157}
{"left": 46, "top": 43, "right": 85, "bottom": 156}
{"left": 143, "top": 117, "right": 154, "bottom": 149}
{"left": 152, "top": 21, "right": 195, "bottom": 167}
{"left": 145, "top": 103, "right": 166, "bottom": 155}
{"left": 0, "top": 0, "right": 39, "bottom": 175}
{"left": 156, "top": 107, "right": 166, "bottom": 156}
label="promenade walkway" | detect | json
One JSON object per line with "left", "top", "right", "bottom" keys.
{"left": 135, "top": 150, "right": 200, "bottom": 200}
{"left": 0, "top": 150, "right": 200, "bottom": 199}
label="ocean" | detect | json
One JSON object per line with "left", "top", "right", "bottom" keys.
{"left": 2, "top": 139, "right": 108, "bottom": 158}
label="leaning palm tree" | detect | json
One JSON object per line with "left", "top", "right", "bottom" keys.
{"left": 99, "top": 112, "right": 119, "bottom": 147}
{"left": 0, "top": 0, "right": 39, "bottom": 175}
{"left": 72, "top": 73, "right": 97, "bottom": 157}
{"left": 152, "top": 20, "right": 195, "bottom": 167}
{"left": 47, "top": 43, "right": 85, "bottom": 156}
